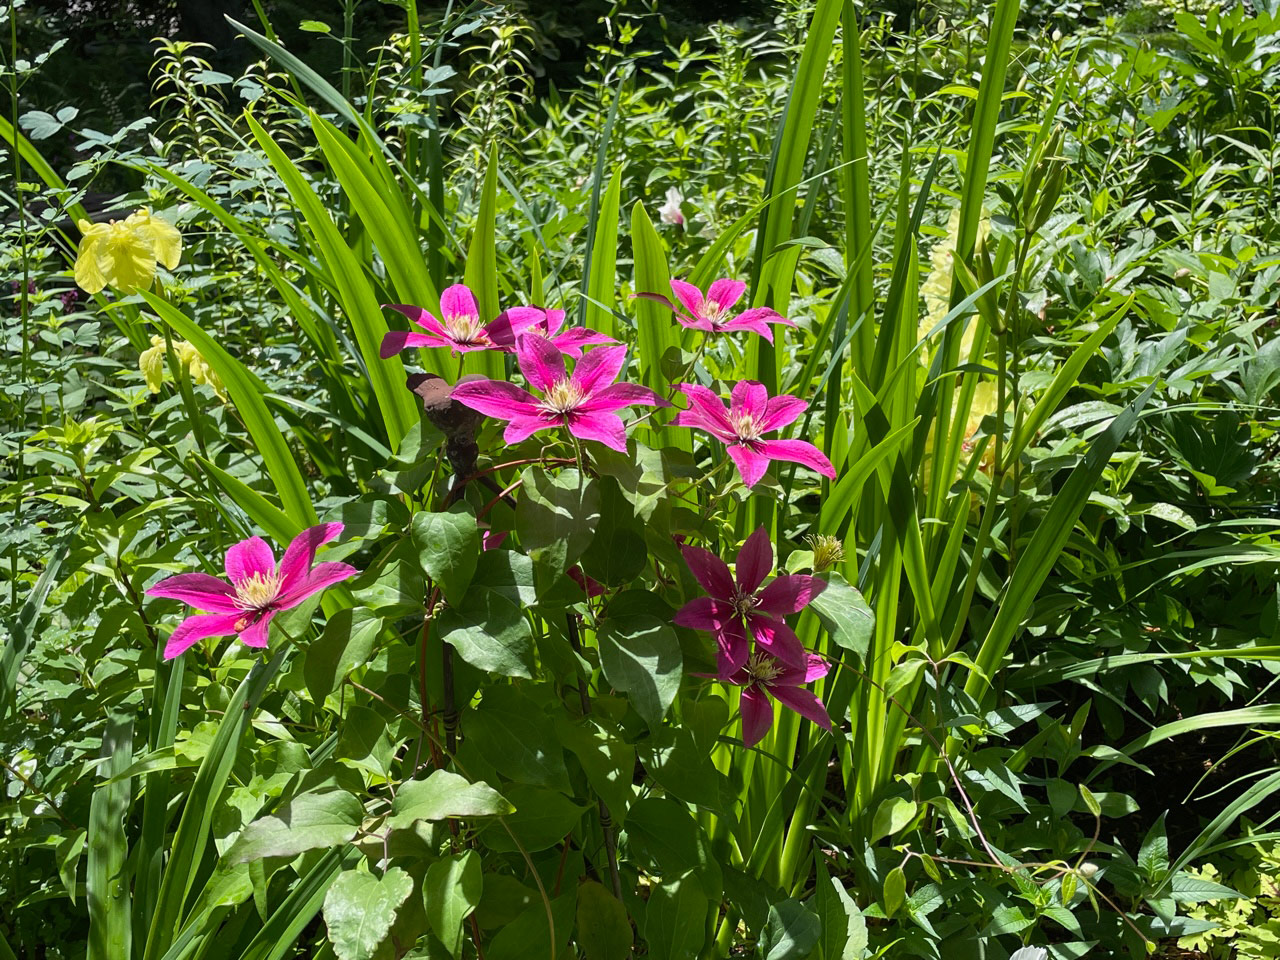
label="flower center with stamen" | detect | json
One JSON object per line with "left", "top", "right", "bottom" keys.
{"left": 729, "top": 411, "right": 763, "bottom": 442}
{"left": 730, "top": 589, "right": 760, "bottom": 618}
{"left": 443, "top": 314, "right": 487, "bottom": 346}
{"left": 540, "top": 378, "right": 587, "bottom": 416}
{"left": 745, "top": 651, "right": 784, "bottom": 686}
{"left": 234, "top": 572, "right": 283, "bottom": 611}
{"left": 700, "top": 301, "right": 726, "bottom": 323}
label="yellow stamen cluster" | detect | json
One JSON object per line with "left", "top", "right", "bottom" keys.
{"left": 804, "top": 534, "right": 845, "bottom": 572}
{"left": 745, "top": 651, "right": 784, "bottom": 685}
{"left": 540, "top": 379, "right": 587, "bottom": 415}
{"left": 443, "top": 314, "right": 488, "bottom": 345}
{"left": 233, "top": 572, "right": 284, "bottom": 611}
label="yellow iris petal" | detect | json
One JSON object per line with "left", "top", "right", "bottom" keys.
{"left": 126, "top": 208, "right": 183, "bottom": 270}
{"left": 138, "top": 335, "right": 167, "bottom": 394}
{"left": 74, "top": 220, "right": 110, "bottom": 294}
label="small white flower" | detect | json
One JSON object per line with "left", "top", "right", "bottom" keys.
{"left": 1010, "top": 948, "right": 1049, "bottom": 960}
{"left": 659, "top": 186, "right": 685, "bottom": 226}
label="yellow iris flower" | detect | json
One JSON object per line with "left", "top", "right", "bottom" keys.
{"left": 75, "top": 207, "right": 183, "bottom": 294}
{"left": 138, "top": 335, "right": 226, "bottom": 400}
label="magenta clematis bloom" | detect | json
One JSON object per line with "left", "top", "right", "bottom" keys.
{"left": 730, "top": 651, "right": 832, "bottom": 748}
{"left": 146, "top": 523, "right": 357, "bottom": 659}
{"left": 487, "top": 306, "right": 617, "bottom": 359}
{"left": 638, "top": 278, "right": 796, "bottom": 343}
{"left": 380, "top": 284, "right": 533, "bottom": 358}
{"left": 673, "top": 526, "right": 826, "bottom": 677}
{"left": 450, "top": 333, "right": 669, "bottom": 453}
{"left": 672, "top": 380, "right": 836, "bottom": 489}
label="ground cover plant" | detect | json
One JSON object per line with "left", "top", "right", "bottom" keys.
{"left": 2, "top": 0, "right": 1280, "bottom": 957}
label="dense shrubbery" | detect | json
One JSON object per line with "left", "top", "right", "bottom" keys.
{"left": 2, "top": 1, "right": 1279, "bottom": 958}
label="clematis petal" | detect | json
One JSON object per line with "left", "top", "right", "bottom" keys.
{"left": 674, "top": 384, "right": 736, "bottom": 438}
{"left": 770, "top": 684, "right": 833, "bottom": 731}
{"left": 679, "top": 543, "right": 735, "bottom": 599}
{"left": 225, "top": 536, "right": 276, "bottom": 584}
{"left": 706, "top": 278, "right": 746, "bottom": 312}
{"left": 803, "top": 653, "right": 831, "bottom": 684}
{"left": 569, "top": 344, "right": 627, "bottom": 395}
{"left": 732, "top": 306, "right": 795, "bottom": 328}
{"left": 758, "top": 439, "right": 836, "bottom": 479}
{"left": 675, "top": 315, "right": 716, "bottom": 334}
{"left": 380, "top": 331, "right": 447, "bottom": 358}
{"left": 439, "top": 284, "right": 480, "bottom": 321}
{"left": 759, "top": 395, "right": 809, "bottom": 433}
{"left": 669, "top": 279, "right": 705, "bottom": 317}
{"left": 730, "top": 380, "right": 770, "bottom": 420}
{"left": 163, "top": 612, "right": 241, "bottom": 659}
{"left": 739, "top": 687, "right": 775, "bottom": 747}
{"left": 237, "top": 611, "right": 275, "bottom": 649}
{"left": 727, "top": 443, "right": 772, "bottom": 489}
{"left": 541, "top": 308, "right": 567, "bottom": 338}
{"left": 567, "top": 565, "right": 606, "bottom": 597}
{"left": 278, "top": 523, "right": 344, "bottom": 597}
{"left": 551, "top": 327, "right": 618, "bottom": 358}
{"left": 672, "top": 596, "right": 738, "bottom": 631}
{"left": 747, "top": 615, "right": 807, "bottom": 667}
{"left": 736, "top": 526, "right": 774, "bottom": 594}
{"left": 756, "top": 574, "right": 826, "bottom": 616}
{"left": 579, "top": 382, "right": 670, "bottom": 413}
{"left": 633, "top": 291, "right": 677, "bottom": 312}
{"left": 722, "top": 316, "right": 774, "bottom": 343}
{"left": 566, "top": 411, "right": 628, "bottom": 452}
{"left": 146, "top": 573, "right": 239, "bottom": 613}
{"left": 276, "top": 562, "right": 359, "bottom": 608}
{"left": 716, "top": 619, "right": 751, "bottom": 678}
{"left": 385, "top": 304, "right": 448, "bottom": 338}
{"left": 487, "top": 306, "right": 547, "bottom": 349}
{"left": 451, "top": 379, "right": 541, "bottom": 420}
{"left": 515, "top": 333, "right": 567, "bottom": 393}
{"left": 504, "top": 414, "right": 557, "bottom": 446}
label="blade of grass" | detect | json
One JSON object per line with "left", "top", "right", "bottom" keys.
{"left": 87, "top": 710, "right": 133, "bottom": 960}
{"left": 463, "top": 145, "right": 504, "bottom": 381}
{"left": 0, "top": 533, "right": 70, "bottom": 722}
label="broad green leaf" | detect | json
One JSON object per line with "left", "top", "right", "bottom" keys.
{"left": 425, "top": 851, "right": 482, "bottom": 959}
{"left": 869, "top": 797, "right": 918, "bottom": 844}
{"left": 304, "top": 608, "right": 382, "bottom": 704}
{"left": 597, "top": 615, "right": 682, "bottom": 728}
{"left": 437, "top": 584, "right": 534, "bottom": 678}
{"left": 485, "top": 894, "right": 576, "bottom": 960}
{"left": 643, "top": 874, "right": 706, "bottom": 960}
{"left": 322, "top": 866, "right": 414, "bottom": 960}
{"left": 810, "top": 572, "right": 874, "bottom": 664}
{"left": 580, "top": 477, "right": 647, "bottom": 586}
{"left": 335, "top": 705, "right": 393, "bottom": 780}
{"left": 762, "top": 899, "right": 822, "bottom": 960}
{"left": 465, "top": 687, "right": 570, "bottom": 790}
{"left": 412, "top": 505, "right": 481, "bottom": 605}
{"left": 624, "top": 797, "right": 722, "bottom": 900}
{"left": 516, "top": 467, "right": 600, "bottom": 581}
{"left": 228, "top": 790, "right": 364, "bottom": 863}
{"left": 555, "top": 716, "right": 636, "bottom": 823}
{"left": 387, "top": 770, "right": 513, "bottom": 830}
{"left": 482, "top": 784, "right": 585, "bottom": 853}
{"left": 882, "top": 867, "right": 906, "bottom": 919}
{"left": 815, "top": 863, "right": 868, "bottom": 960}
{"left": 576, "top": 880, "right": 631, "bottom": 960}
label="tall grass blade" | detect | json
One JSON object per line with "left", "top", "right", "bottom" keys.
{"left": 87, "top": 710, "right": 133, "bottom": 960}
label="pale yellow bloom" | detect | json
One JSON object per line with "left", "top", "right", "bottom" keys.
{"left": 918, "top": 207, "right": 989, "bottom": 366}
{"left": 138, "top": 334, "right": 225, "bottom": 400}
{"left": 75, "top": 207, "right": 182, "bottom": 295}
{"left": 920, "top": 381, "right": 1000, "bottom": 491}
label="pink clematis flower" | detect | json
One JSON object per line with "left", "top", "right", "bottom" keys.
{"left": 639, "top": 278, "right": 796, "bottom": 343}
{"left": 487, "top": 306, "right": 617, "bottom": 358}
{"left": 672, "top": 381, "right": 836, "bottom": 489}
{"left": 729, "top": 651, "right": 832, "bottom": 748}
{"left": 380, "top": 283, "right": 532, "bottom": 358}
{"left": 673, "top": 526, "right": 826, "bottom": 677}
{"left": 451, "top": 333, "right": 669, "bottom": 453}
{"left": 146, "top": 523, "right": 357, "bottom": 659}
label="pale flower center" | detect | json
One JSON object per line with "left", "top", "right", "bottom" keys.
{"left": 234, "top": 572, "right": 283, "bottom": 611}
{"left": 443, "top": 314, "right": 487, "bottom": 345}
{"left": 745, "top": 651, "right": 784, "bottom": 686}
{"left": 540, "top": 379, "right": 587, "bottom": 416}
{"left": 699, "top": 301, "right": 726, "bottom": 323}
{"left": 729, "top": 411, "right": 763, "bottom": 442}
